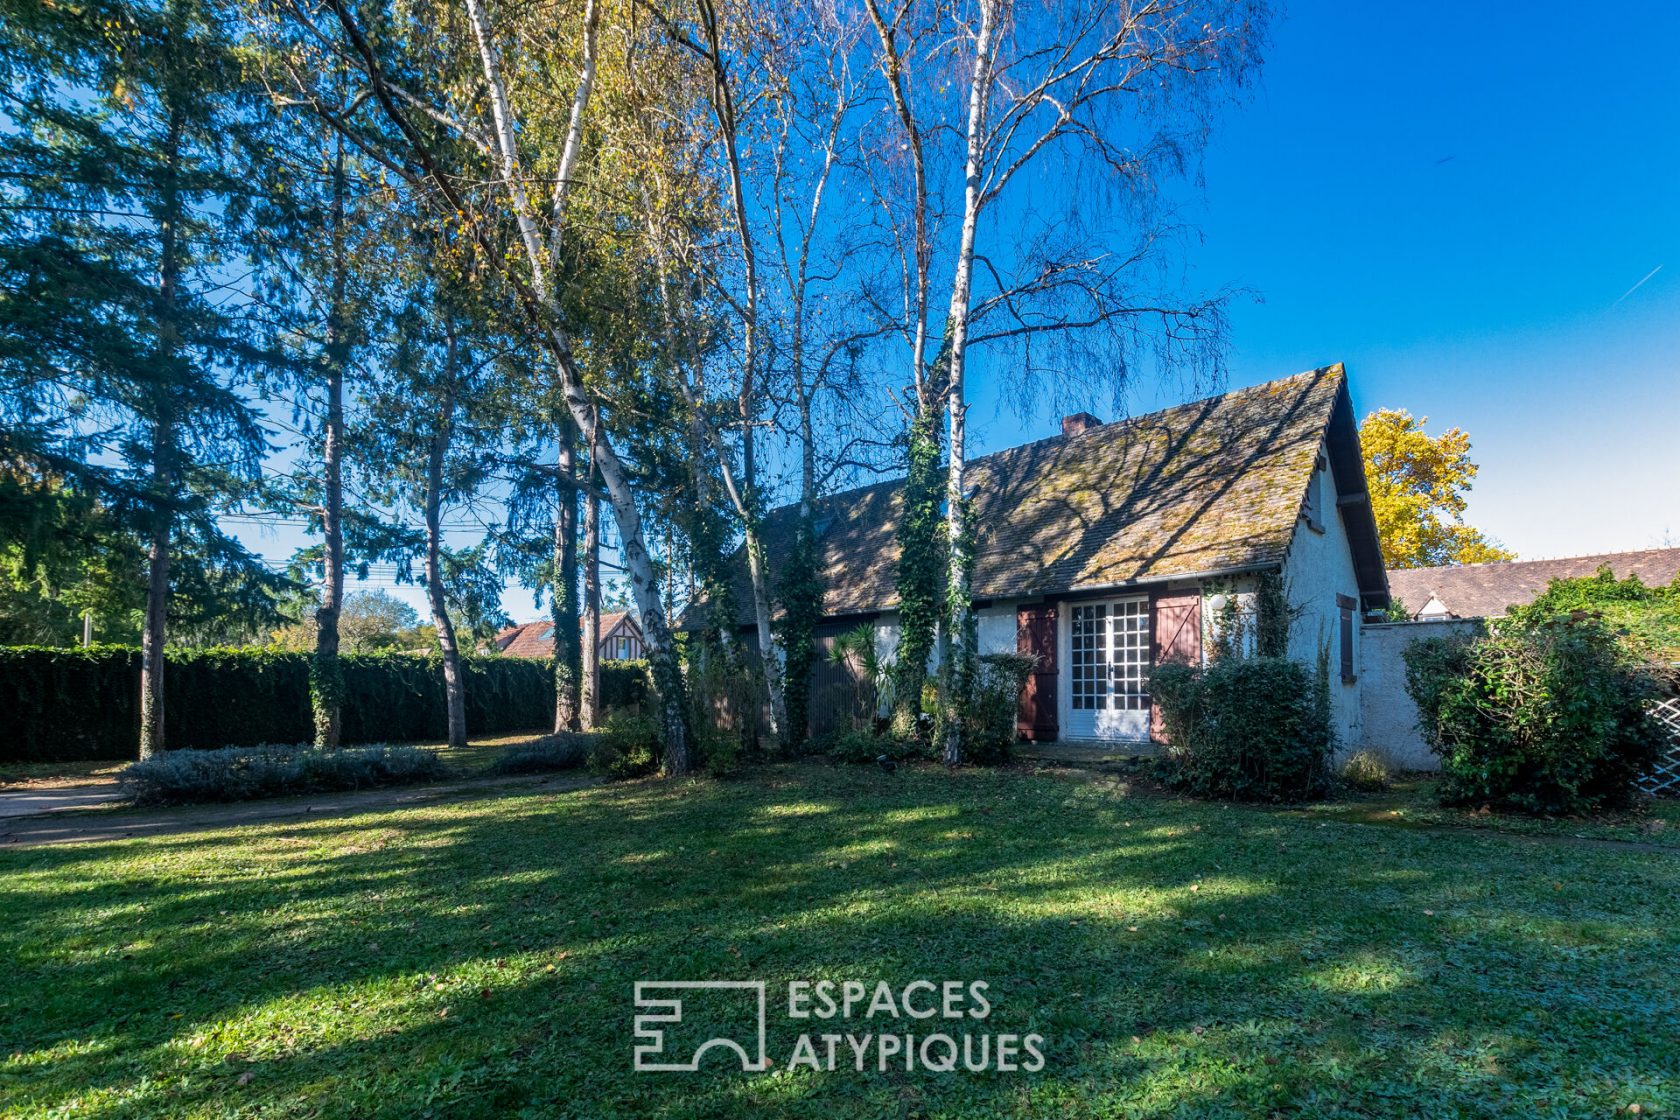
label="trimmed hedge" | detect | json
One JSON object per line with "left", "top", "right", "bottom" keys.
{"left": 120, "top": 742, "right": 452, "bottom": 805}
{"left": 0, "top": 646, "right": 653, "bottom": 762}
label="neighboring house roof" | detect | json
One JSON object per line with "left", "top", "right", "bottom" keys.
{"left": 1386, "top": 548, "right": 1680, "bottom": 621}
{"left": 700, "top": 364, "right": 1388, "bottom": 624}
{"left": 494, "top": 611, "right": 638, "bottom": 659}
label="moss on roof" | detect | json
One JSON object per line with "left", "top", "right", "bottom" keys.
{"left": 721, "top": 365, "right": 1346, "bottom": 621}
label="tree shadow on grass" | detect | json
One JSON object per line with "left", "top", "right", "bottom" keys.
{"left": 0, "top": 765, "right": 1676, "bottom": 1118}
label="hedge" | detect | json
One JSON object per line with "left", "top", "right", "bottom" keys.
{"left": 0, "top": 646, "right": 653, "bottom": 762}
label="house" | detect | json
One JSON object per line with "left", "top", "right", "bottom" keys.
{"left": 493, "top": 611, "right": 645, "bottom": 661}
{"left": 1385, "top": 548, "right": 1680, "bottom": 621}
{"left": 707, "top": 365, "right": 1389, "bottom": 746}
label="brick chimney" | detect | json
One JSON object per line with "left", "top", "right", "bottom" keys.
{"left": 1061, "top": 412, "right": 1102, "bottom": 436}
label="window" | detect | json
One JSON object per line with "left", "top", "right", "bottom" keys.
{"left": 1305, "top": 455, "right": 1327, "bottom": 532}
{"left": 1337, "top": 594, "right": 1357, "bottom": 683}
{"left": 1070, "top": 600, "right": 1150, "bottom": 713}
{"left": 1070, "top": 604, "right": 1109, "bottom": 710}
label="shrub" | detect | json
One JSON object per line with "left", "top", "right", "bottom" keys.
{"left": 1151, "top": 656, "right": 1333, "bottom": 803}
{"left": 1339, "top": 748, "right": 1392, "bottom": 792}
{"left": 588, "top": 713, "right": 661, "bottom": 780}
{"left": 119, "top": 743, "right": 450, "bottom": 806}
{"left": 490, "top": 733, "right": 592, "bottom": 775}
{"left": 931, "top": 652, "right": 1035, "bottom": 766}
{"left": 821, "top": 729, "right": 922, "bottom": 765}
{"left": 1404, "top": 612, "right": 1663, "bottom": 815}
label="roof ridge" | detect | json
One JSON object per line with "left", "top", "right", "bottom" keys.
{"left": 793, "top": 365, "right": 1342, "bottom": 519}
{"left": 1390, "top": 544, "right": 1680, "bottom": 576}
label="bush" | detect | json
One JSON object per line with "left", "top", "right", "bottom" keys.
{"left": 821, "top": 729, "right": 922, "bottom": 766}
{"left": 1152, "top": 656, "right": 1333, "bottom": 803}
{"left": 1404, "top": 612, "right": 1663, "bottom": 815}
{"left": 588, "top": 713, "right": 661, "bottom": 780}
{"left": 490, "top": 733, "right": 592, "bottom": 775}
{"left": 1339, "top": 748, "right": 1392, "bottom": 792}
{"left": 119, "top": 743, "right": 451, "bottom": 806}
{"left": 930, "top": 652, "right": 1035, "bottom": 765}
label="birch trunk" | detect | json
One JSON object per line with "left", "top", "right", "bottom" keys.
{"left": 461, "top": 0, "right": 689, "bottom": 770}
{"left": 941, "top": 0, "right": 999, "bottom": 766}
{"left": 580, "top": 441, "right": 601, "bottom": 731}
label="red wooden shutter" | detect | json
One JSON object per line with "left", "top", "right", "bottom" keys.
{"left": 1150, "top": 590, "right": 1202, "bottom": 742}
{"left": 1016, "top": 604, "right": 1058, "bottom": 741}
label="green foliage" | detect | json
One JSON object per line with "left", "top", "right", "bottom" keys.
{"left": 0, "top": 646, "right": 564, "bottom": 762}
{"left": 598, "top": 659, "right": 652, "bottom": 712}
{"left": 1152, "top": 656, "right": 1334, "bottom": 802}
{"left": 1404, "top": 612, "right": 1663, "bottom": 815}
{"left": 931, "top": 652, "right": 1034, "bottom": 766}
{"left": 776, "top": 511, "right": 823, "bottom": 750}
{"left": 490, "top": 733, "right": 592, "bottom": 775}
{"left": 1339, "top": 748, "right": 1392, "bottom": 792}
{"left": 1516, "top": 566, "right": 1680, "bottom": 661}
{"left": 588, "top": 713, "right": 661, "bottom": 780}
{"left": 828, "top": 623, "right": 896, "bottom": 731}
{"left": 892, "top": 407, "right": 944, "bottom": 721}
{"left": 680, "top": 652, "right": 762, "bottom": 777}
{"left": 118, "top": 742, "right": 450, "bottom": 806}
{"left": 1254, "top": 571, "right": 1295, "bottom": 658}
{"left": 820, "top": 728, "right": 923, "bottom": 765}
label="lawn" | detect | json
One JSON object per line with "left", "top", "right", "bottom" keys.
{"left": 1, "top": 764, "right": 1676, "bottom": 1119}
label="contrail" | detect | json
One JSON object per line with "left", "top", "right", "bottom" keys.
{"left": 1613, "top": 264, "right": 1662, "bottom": 306}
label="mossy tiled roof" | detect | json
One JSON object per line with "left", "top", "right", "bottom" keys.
{"left": 730, "top": 365, "right": 1347, "bottom": 620}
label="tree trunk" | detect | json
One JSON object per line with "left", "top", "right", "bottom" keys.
{"left": 434, "top": 0, "right": 687, "bottom": 769}
{"left": 312, "top": 136, "right": 349, "bottom": 749}
{"left": 552, "top": 419, "right": 581, "bottom": 732}
{"left": 138, "top": 418, "right": 172, "bottom": 760}
{"left": 940, "top": 0, "right": 999, "bottom": 767}
{"left": 425, "top": 380, "right": 467, "bottom": 750}
{"left": 138, "top": 99, "right": 186, "bottom": 761}
{"left": 580, "top": 440, "right": 601, "bottom": 731}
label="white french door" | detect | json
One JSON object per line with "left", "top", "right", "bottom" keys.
{"left": 1062, "top": 598, "right": 1151, "bottom": 741}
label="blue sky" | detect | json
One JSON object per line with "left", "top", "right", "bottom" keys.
{"left": 969, "top": 0, "right": 1680, "bottom": 562}
{"left": 231, "top": 0, "right": 1680, "bottom": 624}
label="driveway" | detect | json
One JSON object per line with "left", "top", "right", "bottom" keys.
{"left": 0, "top": 772, "right": 597, "bottom": 848}
{"left": 0, "top": 783, "right": 123, "bottom": 819}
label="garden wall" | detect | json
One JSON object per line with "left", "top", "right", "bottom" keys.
{"left": 0, "top": 647, "right": 650, "bottom": 762}
{"left": 1357, "top": 619, "right": 1480, "bottom": 770}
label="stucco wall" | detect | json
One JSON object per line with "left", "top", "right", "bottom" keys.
{"left": 1281, "top": 452, "right": 1365, "bottom": 752}
{"left": 1357, "top": 619, "right": 1480, "bottom": 770}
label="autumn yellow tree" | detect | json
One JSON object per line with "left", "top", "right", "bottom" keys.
{"left": 1360, "top": 409, "right": 1516, "bottom": 569}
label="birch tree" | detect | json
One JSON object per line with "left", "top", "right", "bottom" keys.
{"left": 859, "top": 0, "right": 1268, "bottom": 763}
{"left": 262, "top": 0, "right": 697, "bottom": 769}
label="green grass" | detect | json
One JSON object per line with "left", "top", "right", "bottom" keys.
{"left": 1301, "top": 777, "right": 1680, "bottom": 848}
{"left": 1, "top": 763, "right": 1676, "bottom": 1118}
